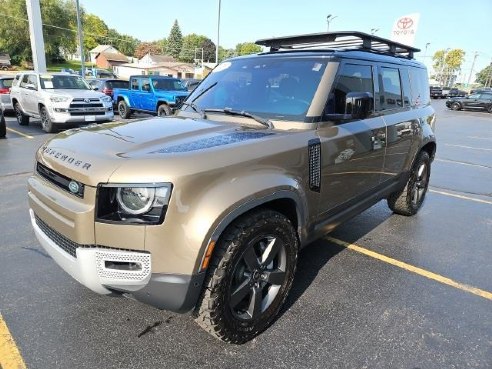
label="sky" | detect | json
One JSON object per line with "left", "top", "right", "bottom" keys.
{"left": 79, "top": 0, "right": 491, "bottom": 81}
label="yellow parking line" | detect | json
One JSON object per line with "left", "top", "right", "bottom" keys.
{"left": 325, "top": 237, "right": 492, "bottom": 302}
{"left": 6, "top": 127, "right": 33, "bottom": 139}
{"left": 0, "top": 314, "right": 27, "bottom": 369}
{"left": 429, "top": 189, "right": 492, "bottom": 205}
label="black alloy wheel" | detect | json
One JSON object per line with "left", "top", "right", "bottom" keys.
{"left": 118, "top": 100, "right": 131, "bottom": 119}
{"left": 451, "top": 102, "right": 461, "bottom": 111}
{"left": 387, "top": 150, "right": 431, "bottom": 216}
{"left": 14, "top": 102, "right": 29, "bottom": 126}
{"left": 195, "top": 209, "right": 298, "bottom": 344}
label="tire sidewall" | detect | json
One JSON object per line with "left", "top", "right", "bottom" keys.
{"left": 406, "top": 151, "right": 431, "bottom": 213}
{"left": 452, "top": 102, "right": 460, "bottom": 110}
{"left": 157, "top": 104, "right": 171, "bottom": 117}
{"left": 14, "top": 103, "right": 26, "bottom": 125}
{"left": 40, "top": 106, "right": 53, "bottom": 133}
{"left": 118, "top": 100, "right": 129, "bottom": 118}
{"left": 212, "top": 212, "right": 298, "bottom": 341}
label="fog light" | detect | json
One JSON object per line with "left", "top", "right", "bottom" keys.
{"left": 54, "top": 108, "right": 67, "bottom": 113}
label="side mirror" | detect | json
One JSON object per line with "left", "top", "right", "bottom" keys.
{"left": 344, "top": 92, "right": 373, "bottom": 120}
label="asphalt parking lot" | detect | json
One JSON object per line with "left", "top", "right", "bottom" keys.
{"left": 0, "top": 100, "right": 491, "bottom": 368}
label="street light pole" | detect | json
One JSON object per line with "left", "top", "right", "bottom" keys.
{"left": 466, "top": 51, "right": 479, "bottom": 88}
{"left": 326, "top": 14, "right": 337, "bottom": 32}
{"left": 75, "top": 0, "right": 85, "bottom": 77}
{"left": 370, "top": 28, "right": 379, "bottom": 35}
{"left": 216, "top": 0, "right": 221, "bottom": 64}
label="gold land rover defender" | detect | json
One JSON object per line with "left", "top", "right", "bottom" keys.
{"left": 28, "top": 32, "right": 436, "bottom": 344}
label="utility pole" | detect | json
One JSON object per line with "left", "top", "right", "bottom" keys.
{"left": 466, "top": 51, "right": 479, "bottom": 88}
{"left": 216, "top": 0, "right": 221, "bottom": 64}
{"left": 75, "top": 0, "right": 85, "bottom": 77}
{"left": 26, "top": 0, "right": 47, "bottom": 72}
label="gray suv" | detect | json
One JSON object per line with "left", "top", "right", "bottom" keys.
{"left": 29, "top": 32, "right": 436, "bottom": 344}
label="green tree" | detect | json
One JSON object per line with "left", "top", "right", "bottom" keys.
{"left": 83, "top": 14, "right": 109, "bottom": 52}
{"left": 166, "top": 20, "right": 182, "bottom": 59}
{"left": 0, "top": 0, "right": 81, "bottom": 63}
{"left": 135, "top": 41, "right": 162, "bottom": 59}
{"left": 218, "top": 46, "right": 235, "bottom": 62}
{"left": 475, "top": 64, "right": 492, "bottom": 87}
{"left": 179, "top": 34, "right": 207, "bottom": 63}
{"left": 107, "top": 29, "right": 140, "bottom": 57}
{"left": 235, "top": 42, "right": 262, "bottom": 56}
{"left": 432, "top": 49, "right": 466, "bottom": 86}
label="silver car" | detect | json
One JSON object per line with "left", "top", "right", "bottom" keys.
{"left": 0, "top": 76, "right": 14, "bottom": 113}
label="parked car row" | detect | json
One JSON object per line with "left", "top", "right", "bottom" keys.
{"left": 446, "top": 91, "right": 492, "bottom": 113}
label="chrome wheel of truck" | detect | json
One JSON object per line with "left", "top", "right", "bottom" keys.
{"left": 195, "top": 209, "right": 298, "bottom": 344}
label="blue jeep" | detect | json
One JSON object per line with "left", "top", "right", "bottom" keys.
{"left": 113, "top": 75, "right": 189, "bottom": 118}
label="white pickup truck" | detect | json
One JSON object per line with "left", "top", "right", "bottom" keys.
{"left": 10, "top": 72, "right": 114, "bottom": 133}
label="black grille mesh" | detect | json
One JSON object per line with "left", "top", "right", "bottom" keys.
{"left": 35, "top": 214, "right": 85, "bottom": 258}
{"left": 308, "top": 139, "right": 321, "bottom": 192}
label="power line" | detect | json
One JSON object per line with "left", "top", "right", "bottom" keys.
{"left": 0, "top": 12, "right": 139, "bottom": 45}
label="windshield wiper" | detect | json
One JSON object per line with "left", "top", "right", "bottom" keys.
{"left": 204, "top": 107, "right": 273, "bottom": 129}
{"left": 181, "top": 101, "right": 206, "bottom": 119}
{"left": 191, "top": 81, "right": 217, "bottom": 103}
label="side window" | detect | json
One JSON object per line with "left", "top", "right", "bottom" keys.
{"left": 399, "top": 68, "right": 411, "bottom": 107}
{"left": 13, "top": 74, "right": 21, "bottom": 87}
{"left": 481, "top": 93, "right": 492, "bottom": 100}
{"left": 408, "top": 68, "right": 430, "bottom": 106}
{"left": 326, "top": 63, "right": 374, "bottom": 115}
{"left": 131, "top": 78, "right": 139, "bottom": 90}
{"left": 27, "top": 74, "right": 38, "bottom": 89}
{"left": 141, "top": 78, "right": 151, "bottom": 92}
{"left": 20, "top": 74, "right": 29, "bottom": 88}
{"left": 380, "top": 67, "right": 402, "bottom": 110}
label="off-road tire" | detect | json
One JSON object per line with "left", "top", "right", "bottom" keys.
{"left": 157, "top": 104, "right": 171, "bottom": 117}
{"left": 451, "top": 102, "right": 461, "bottom": 111}
{"left": 118, "top": 100, "right": 131, "bottom": 119}
{"left": 387, "top": 150, "right": 431, "bottom": 216}
{"left": 194, "top": 209, "right": 298, "bottom": 344}
{"left": 14, "top": 102, "right": 29, "bottom": 126}
{"left": 40, "top": 106, "right": 55, "bottom": 133}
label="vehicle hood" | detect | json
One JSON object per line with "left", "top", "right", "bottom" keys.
{"left": 43, "top": 89, "right": 105, "bottom": 99}
{"left": 37, "top": 116, "right": 283, "bottom": 186}
{"left": 154, "top": 90, "right": 189, "bottom": 100}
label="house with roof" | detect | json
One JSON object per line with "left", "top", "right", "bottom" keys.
{"left": 139, "top": 53, "right": 175, "bottom": 66}
{"left": 95, "top": 52, "right": 129, "bottom": 69}
{"left": 113, "top": 61, "right": 196, "bottom": 80}
{"left": 89, "top": 45, "right": 120, "bottom": 64}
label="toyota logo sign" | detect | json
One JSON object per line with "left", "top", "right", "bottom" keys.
{"left": 397, "top": 17, "right": 414, "bottom": 30}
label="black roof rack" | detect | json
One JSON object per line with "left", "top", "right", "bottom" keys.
{"left": 255, "top": 31, "right": 420, "bottom": 59}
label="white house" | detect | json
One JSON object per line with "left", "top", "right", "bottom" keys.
{"left": 114, "top": 61, "right": 196, "bottom": 80}
{"left": 89, "top": 45, "right": 119, "bottom": 64}
{"left": 139, "top": 53, "right": 175, "bottom": 66}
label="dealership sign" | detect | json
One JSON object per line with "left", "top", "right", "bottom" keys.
{"left": 391, "top": 13, "right": 420, "bottom": 46}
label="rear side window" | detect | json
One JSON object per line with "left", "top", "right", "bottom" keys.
{"left": 0, "top": 78, "right": 13, "bottom": 88}
{"left": 131, "top": 78, "right": 139, "bottom": 90}
{"left": 380, "top": 67, "right": 402, "bottom": 110}
{"left": 399, "top": 69, "right": 411, "bottom": 107}
{"left": 326, "top": 63, "right": 374, "bottom": 115}
{"left": 107, "top": 80, "right": 127, "bottom": 89}
{"left": 409, "top": 68, "right": 430, "bottom": 106}
{"left": 20, "top": 74, "right": 29, "bottom": 88}
{"left": 481, "top": 93, "right": 492, "bottom": 100}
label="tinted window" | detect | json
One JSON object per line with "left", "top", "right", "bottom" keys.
{"left": 480, "top": 93, "right": 492, "bottom": 100}
{"left": 131, "top": 78, "right": 139, "bottom": 90}
{"left": 380, "top": 67, "right": 402, "bottom": 110}
{"left": 399, "top": 68, "right": 411, "bottom": 107}
{"left": 141, "top": 78, "right": 151, "bottom": 92}
{"left": 20, "top": 74, "right": 29, "bottom": 88}
{"left": 325, "top": 63, "right": 374, "bottom": 115}
{"left": 0, "top": 78, "right": 13, "bottom": 88}
{"left": 185, "top": 57, "right": 328, "bottom": 121}
{"left": 409, "top": 68, "right": 430, "bottom": 106}
{"left": 106, "top": 80, "right": 127, "bottom": 89}
{"left": 153, "top": 78, "right": 186, "bottom": 91}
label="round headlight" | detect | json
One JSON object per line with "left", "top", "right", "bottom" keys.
{"left": 116, "top": 187, "right": 155, "bottom": 215}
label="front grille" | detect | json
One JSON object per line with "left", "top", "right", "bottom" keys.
{"left": 36, "top": 163, "right": 85, "bottom": 198}
{"left": 175, "top": 96, "right": 185, "bottom": 108}
{"left": 34, "top": 214, "right": 145, "bottom": 258}
{"left": 72, "top": 98, "right": 100, "bottom": 102}
{"left": 35, "top": 214, "right": 85, "bottom": 257}
{"left": 69, "top": 103, "right": 103, "bottom": 108}
{"left": 69, "top": 111, "right": 106, "bottom": 116}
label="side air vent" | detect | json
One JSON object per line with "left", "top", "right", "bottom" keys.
{"left": 308, "top": 139, "right": 321, "bottom": 192}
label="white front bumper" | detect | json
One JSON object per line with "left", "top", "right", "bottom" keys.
{"left": 30, "top": 209, "right": 151, "bottom": 294}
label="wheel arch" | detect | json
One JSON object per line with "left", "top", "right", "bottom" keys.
{"left": 421, "top": 141, "right": 437, "bottom": 161}
{"left": 194, "top": 190, "right": 306, "bottom": 275}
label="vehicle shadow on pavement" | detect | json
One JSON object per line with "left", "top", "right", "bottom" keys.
{"left": 282, "top": 204, "right": 392, "bottom": 313}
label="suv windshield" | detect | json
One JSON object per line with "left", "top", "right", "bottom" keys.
{"left": 184, "top": 57, "right": 328, "bottom": 121}
{"left": 40, "top": 75, "right": 89, "bottom": 90}
{"left": 152, "top": 78, "right": 187, "bottom": 91}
